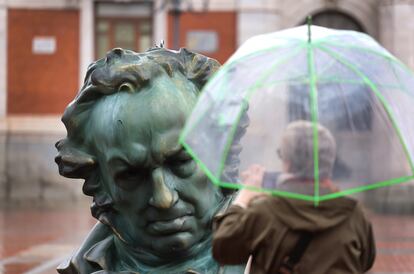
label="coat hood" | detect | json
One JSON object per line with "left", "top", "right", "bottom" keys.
{"left": 262, "top": 195, "right": 357, "bottom": 232}
{"left": 256, "top": 175, "right": 359, "bottom": 232}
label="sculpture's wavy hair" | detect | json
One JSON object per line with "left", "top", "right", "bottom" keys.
{"left": 55, "top": 47, "right": 247, "bottom": 197}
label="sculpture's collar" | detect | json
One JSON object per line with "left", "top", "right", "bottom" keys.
{"left": 83, "top": 235, "right": 220, "bottom": 274}
{"left": 82, "top": 196, "right": 239, "bottom": 273}
{"left": 83, "top": 236, "right": 115, "bottom": 271}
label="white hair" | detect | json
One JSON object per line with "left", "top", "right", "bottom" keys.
{"left": 280, "top": 120, "right": 336, "bottom": 180}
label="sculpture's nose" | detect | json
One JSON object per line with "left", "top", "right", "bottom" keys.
{"left": 149, "top": 168, "right": 178, "bottom": 209}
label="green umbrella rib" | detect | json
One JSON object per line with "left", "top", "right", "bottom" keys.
{"left": 319, "top": 175, "right": 414, "bottom": 201}
{"left": 182, "top": 138, "right": 315, "bottom": 201}
{"left": 318, "top": 45, "right": 414, "bottom": 177}
{"left": 179, "top": 42, "right": 307, "bottom": 149}
{"left": 216, "top": 45, "right": 307, "bottom": 180}
{"left": 307, "top": 43, "right": 321, "bottom": 206}
{"left": 181, "top": 37, "right": 414, "bottom": 202}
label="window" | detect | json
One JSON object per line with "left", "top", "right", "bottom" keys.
{"left": 95, "top": 2, "right": 153, "bottom": 59}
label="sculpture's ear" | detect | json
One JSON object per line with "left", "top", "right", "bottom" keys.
{"left": 83, "top": 61, "right": 97, "bottom": 84}
{"left": 179, "top": 48, "right": 221, "bottom": 90}
{"left": 55, "top": 139, "right": 96, "bottom": 179}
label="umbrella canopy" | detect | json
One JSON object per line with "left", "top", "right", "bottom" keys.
{"left": 179, "top": 25, "right": 414, "bottom": 205}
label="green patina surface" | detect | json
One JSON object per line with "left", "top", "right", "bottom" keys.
{"left": 55, "top": 47, "right": 244, "bottom": 274}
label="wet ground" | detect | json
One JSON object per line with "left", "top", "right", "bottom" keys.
{"left": 0, "top": 208, "right": 413, "bottom": 274}
{"left": 0, "top": 208, "right": 95, "bottom": 274}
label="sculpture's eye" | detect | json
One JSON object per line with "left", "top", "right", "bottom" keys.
{"left": 118, "top": 82, "right": 136, "bottom": 93}
{"left": 114, "top": 168, "right": 147, "bottom": 190}
{"left": 168, "top": 158, "right": 196, "bottom": 178}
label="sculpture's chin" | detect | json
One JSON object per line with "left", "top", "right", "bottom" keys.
{"left": 96, "top": 211, "right": 207, "bottom": 264}
{"left": 114, "top": 230, "right": 205, "bottom": 266}
{"left": 150, "top": 231, "right": 198, "bottom": 256}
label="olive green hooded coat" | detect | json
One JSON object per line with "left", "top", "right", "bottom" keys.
{"left": 212, "top": 196, "right": 375, "bottom": 274}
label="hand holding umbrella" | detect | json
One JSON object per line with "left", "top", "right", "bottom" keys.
{"left": 233, "top": 164, "right": 267, "bottom": 207}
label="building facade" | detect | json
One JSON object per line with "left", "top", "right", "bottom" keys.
{"left": 1, "top": 0, "right": 414, "bottom": 208}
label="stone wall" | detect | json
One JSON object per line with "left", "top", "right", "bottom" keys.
{"left": 2, "top": 133, "right": 86, "bottom": 207}
{"left": 0, "top": 117, "right": 88, "bottom": 208}
{"left": 7, "top": 8, "right": 79, "bottom": 114}
{"left": 379, "top": 0, "right": 414, "bottom": 70}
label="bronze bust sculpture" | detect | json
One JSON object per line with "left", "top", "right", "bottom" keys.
{"left": 55, "top": 47, "right": 245, "bottom": 274}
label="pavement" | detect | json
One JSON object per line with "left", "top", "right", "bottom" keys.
{"left": 0, "top": 208, "right": 95, "bottom": 274}
{"left": 0, "top": 207, "right": 413, "bottom": 274}
{"left": 369, "top": 214, "right": 414, "bottom": 274}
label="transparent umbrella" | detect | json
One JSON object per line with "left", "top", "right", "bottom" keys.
{"left": 179, "top": 24, "right": 414, "bottom": 205}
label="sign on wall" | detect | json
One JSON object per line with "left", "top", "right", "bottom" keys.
{"left": 186, "top": 31, "right": 218, "bottom": 53}
{"left": 32, "top": 36, "right": 56, "bottom": 54}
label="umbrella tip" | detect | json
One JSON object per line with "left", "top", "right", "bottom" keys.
{"left": 307, "top": 15, "right": 312, "bottom": 43}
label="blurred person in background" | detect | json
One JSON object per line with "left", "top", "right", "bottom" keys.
{"left": 212, "top": 120, "right": 376, "bottom": 274}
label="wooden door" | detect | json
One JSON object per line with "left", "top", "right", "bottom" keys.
{"left": 95, "top": 18, "right": 152, "bottom": 59}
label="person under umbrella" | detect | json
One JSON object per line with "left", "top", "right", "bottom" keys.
{"left": 212, "top": 120, "right": 376, "bottom": 274}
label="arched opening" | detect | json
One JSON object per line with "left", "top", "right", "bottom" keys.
{"left": 302, "top": 9, "right": 365, "bottom": 33}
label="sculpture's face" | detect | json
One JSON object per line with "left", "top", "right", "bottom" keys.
{"left": 87, "top": 71, "right": 224, "bottom": 259}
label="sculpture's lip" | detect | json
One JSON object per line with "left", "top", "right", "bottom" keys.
{"left": 146, "top": 215, "right": 193, "bottom": 235}
{"left": 145, "top": 208, "right": 194, "bottom": 223}
{"left": 90, "top": 201, "right": 114, "bottom": 219}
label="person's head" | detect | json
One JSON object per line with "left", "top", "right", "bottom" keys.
{"left": 279, "top": 120, "right": 336, "bottom": 180}
{"left": 55, "top": 47, "right": 235, "bottom": 264}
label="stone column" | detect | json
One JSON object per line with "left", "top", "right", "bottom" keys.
{"left": 79, "top": 0, "right": 94, "bottom": 86}
{"left": 379, "top": 0, "right": 414, "bottom": 70}
{"left": 0, "top": 1, "right": 7, "bottom": 204}
{"left": 0, "top": 1, "right": 6, "bottom": 119}
{"left": 153, "top": 0, "right": 167, "bottom": 47}
{"left": 236, "top": 0, "right": 281, "bottom": 46}
{"left": 370, "top": 0, "right": 414, "bottom": 213}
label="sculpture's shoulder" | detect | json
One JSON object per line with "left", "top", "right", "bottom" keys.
{"left": 56, "top": 240, "right": 109, "bottom": 274}
{"left": 56, "top": 222, "right": 246, "bottom": 274}
{"left": 57, "top": 222, "right": 112, "bottom": 274}
{"left": 56, "top": 255, "right": 96, "bottom": 274}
